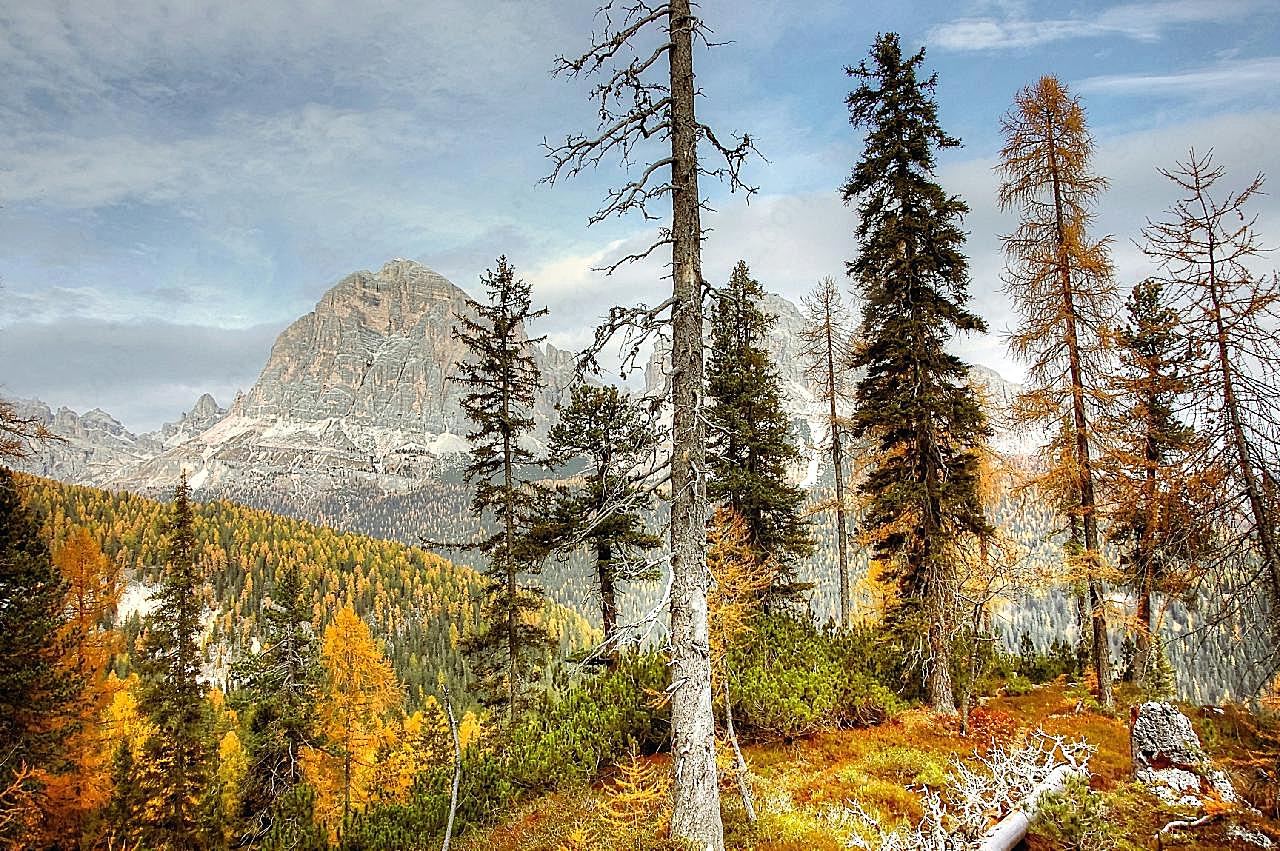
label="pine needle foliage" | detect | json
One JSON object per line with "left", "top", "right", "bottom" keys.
{"left": 1101, "top": 280, "right": 1214, "bottom": 685}
{"left": 533, "top": 383, "right": 662, "bottom": 645}
{"left": 232, "top": 563, "right": 323, "bottom": 843}
{"left": 136, "top": 474, "right": 210, "bottom": 849}
{"left": 707, "top": 261, "right": 814, "bottom": 597}
{"left": 451, "top": 255, "right": 556, "bottom": 719}
{"left": 842, "top": 33, "right": 990, "bottom": 712}
{"left": 0, "top": 469, "right": 75, "bottom": 849}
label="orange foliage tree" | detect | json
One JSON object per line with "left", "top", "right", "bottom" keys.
{"left": 998, "top": 74, "right": 1118, "bottom": 709}
{"left": 306, "top": 606, "right": 402, "bottom": 835}
{"left": 39, "top": 527, "right": 123, "bottom": 844}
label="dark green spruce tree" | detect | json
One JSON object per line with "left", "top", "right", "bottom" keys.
{"left": 707, "top": 260, "right": 814, "bottom": 599}
{"left": 843, "top": 34, "right": 991, "bottom": 713}
{"left": 1103, "top": 280, "right": 1211, "bottom": 689}
{"left": 138, "top": 473, "right": 210, "bottom": 849}
{"left": 0, "top": 468, "right": 75, "bottom": 847}
{"left": 231, "top": 564, "right": 323, "bottom": 844}
{"left": 532, "top": 383, "right": 662, "bottom": 651}
{"left": 452, "top": 256, "right": 555, "bottom": 721}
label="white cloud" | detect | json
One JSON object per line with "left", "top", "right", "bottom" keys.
{"left": 930, "top": 0, "right": 1260, "bottom": 52}
{"left": 1077, "top": 56, "right": 1280, "bottom": 97}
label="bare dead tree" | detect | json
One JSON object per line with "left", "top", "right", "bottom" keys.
{"left": 545, "top": 2, "right": 757, "bottom": 845}
{"left": 440, "top": 681, "right": 462, "bottom": 851}
{"left": 1143, "top": 150, "right": 1280, "bottom": 643}
{"left": 797, "top": 277, "right": 856, "bottom": 627}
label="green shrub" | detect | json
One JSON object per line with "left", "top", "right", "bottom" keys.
{"left": 993, "top": 632, "right": 1077, "bottom": 685}
{"left": 1032, "top": 774, "right": 1113, "bottom": 851}
{"left": 504, "top": 651, "right": 669, "bottom": 790}
{"left": 1004, "top": 673, "right": 1033, "bottom": 696}
{"left": 727, "top": 613, "right": 900, "bottom": 740}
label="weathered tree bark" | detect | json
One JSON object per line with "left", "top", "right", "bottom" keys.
{"left": 667, "top": 1, "right": 724, "bottom": 845}
{"left": 597, "top": 539, "right": 618, "bottom": 650}
{"left": 824, "top": 320, "right": 852, "bottom": 629}
{"left": 503, "top": 397, "right": 518, "bottom": 723}
{"left": 926, "top": 588, "right": 957, "bottom": 714}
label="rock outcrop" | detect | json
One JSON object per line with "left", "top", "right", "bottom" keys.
{"left": 1131, "top": 701, "right": 1237, "bottom": 807}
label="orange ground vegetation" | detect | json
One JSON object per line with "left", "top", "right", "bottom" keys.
{"left": 459, "top": 679, "right": 1280, "bottom": 851}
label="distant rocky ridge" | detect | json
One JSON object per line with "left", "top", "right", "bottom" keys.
{"left": 11, "top": 257, "right": 1025, "bottom": 528}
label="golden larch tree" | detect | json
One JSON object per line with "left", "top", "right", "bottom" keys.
{"left": 998, "top": 74, "right": 1118, "bottom": 709}
{"left": 41, "top": 527, "right": 122, "bottom": 844}
{"left": 306, "top": 605, "right": 401, "bottom": 835}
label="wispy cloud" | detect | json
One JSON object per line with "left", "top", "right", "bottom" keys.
{"left": 930, "top": 0, "right": 1259, "bottom": 52}
{"left": 1077, "top": 56, "right": 1280, "bottom": 97}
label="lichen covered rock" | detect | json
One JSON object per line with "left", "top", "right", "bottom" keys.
{"left": 1131, "top": 701, "right": 1236, "bottom": 808}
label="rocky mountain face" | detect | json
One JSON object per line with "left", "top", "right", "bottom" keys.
{"left": 12, "top": 257, "right": 1023, "bottom": 535}
{"left": 10, "top": 262, "right": 575, "bottom": 514}
{"left": 9, "top": 399, "right": 164, "bottom": 483}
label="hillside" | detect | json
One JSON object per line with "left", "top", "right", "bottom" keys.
{"left": 11, "top": 471, "right": 597, "bottom": 708}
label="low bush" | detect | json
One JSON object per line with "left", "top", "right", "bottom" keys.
{"left": 727, "top": 613, "right": 901, "bottom": 740}
{"left": 1032, "top": 774, "right": 1113, "bottom": 851}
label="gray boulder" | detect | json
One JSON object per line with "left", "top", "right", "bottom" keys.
{"left": 1131, "top": 701, "right": 1236, "bottom": 808}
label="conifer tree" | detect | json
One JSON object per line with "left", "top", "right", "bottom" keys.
{"left": 451, "top": 255, "right": 554, "bottom": 720}
{"left": 998, "top": 75, "right": 1117, "bottom": 709}
{"left": 798, "top": 277, "right": 857, "bottom": 626}
{"left": 1102, "top": 280, "right": 1212, "bottom": 685}
{"left": 44, "top": 527, "right": 122, "bottom": 844}
{"left": 707, "top": 261, "right": 814, "bottom": 598}
{"left": 843, "top": 33, "right": 991, "bottom": 713}
{"left": 1141, "top": 151, "right": 1280, "bottom": 632}
{"left": 533, "top": 383, "right": 661, "bottom": 647}
{"left": 232, "top": 564, "right": 323, "bottom": 843}
{"left": 0, "top": 468, "right": 74, "bottom": 848}
{"left": 137, "top": 473, "right": 210, "bottom": 849}
{"left": 546, "top": 0, "right": 758, "bottom": 838}
{"left": 308, "top": 606, "right": 400, "bottom": 833}
{"left": 105, "top": 740, "right": 142, "bottom": 846}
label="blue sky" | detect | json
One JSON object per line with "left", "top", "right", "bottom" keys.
{"left": 2, "top": 0, "right": 1278, "bottom": 430}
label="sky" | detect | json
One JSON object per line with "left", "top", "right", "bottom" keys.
{"left": 2, "top": 0, "right": 1279, "bottom": 431}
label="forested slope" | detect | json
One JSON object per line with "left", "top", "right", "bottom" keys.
{"left": 12, "top": 471, "right": 597, "bottom": 709}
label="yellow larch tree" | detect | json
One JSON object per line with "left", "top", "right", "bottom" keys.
{"left": 306, "top": 605, "right": 401, "bottom": 836}
{"left": 40, "top": 527, "right": 122, "bottom": 844}
{"left": 998, "top": 74, "right": 1118, "bottom": 709}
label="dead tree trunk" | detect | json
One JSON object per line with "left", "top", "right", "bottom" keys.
{"left": 441, "top": 683, "right": 462, "bottom": 851}
{"left": 666, "top": 2, "right": 724, "bottom": 845}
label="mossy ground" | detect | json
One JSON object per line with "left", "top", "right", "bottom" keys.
{"left": 458, "top": 679, "right": 1280, "bottom": 851}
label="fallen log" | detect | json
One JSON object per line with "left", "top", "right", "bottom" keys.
{"left": 976, "top": 763, "right": 1084, "bottom": 851}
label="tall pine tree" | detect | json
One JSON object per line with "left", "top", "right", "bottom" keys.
{"left": 843, "top": 34, "right": 990, "bottom": 713}
{"left": 232, "top": 564, "right": 323, "bottom": 843}
{"left": 137, "top": 474, "right": 209, "bottom": 849}
{"left": 707, "top": 261, "right": 814, "bottom": 598}
{"left": 1102, "top": 280, "right": 1212, "bottom": 687}
{"left": 452, "top": 256, "right": 554, "bottom": 720}
{"left": 0, "top": 469, "right": 75, "bottom": 847}
{"left": 533, "top": 383, "right": 661, "bottom": 650}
